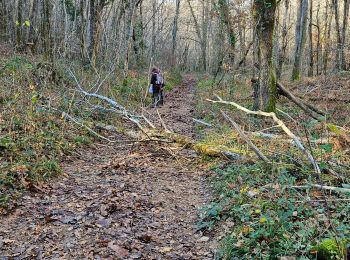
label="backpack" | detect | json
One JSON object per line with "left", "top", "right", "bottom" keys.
{"left": 155, "top": 72, "right": 164, "bottom": 85}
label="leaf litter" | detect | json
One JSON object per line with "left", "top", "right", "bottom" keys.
{"left": 0, "top": 76, "right": 217, "bottom": 259}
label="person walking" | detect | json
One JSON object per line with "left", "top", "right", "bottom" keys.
{"left": 149, "top": 68, "right": 165, "bottom": 107}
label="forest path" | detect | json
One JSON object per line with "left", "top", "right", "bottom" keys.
{"left": 0, "top": 76, "right": 217, "bottom": 259}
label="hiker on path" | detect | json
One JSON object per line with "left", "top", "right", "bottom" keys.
{"left": 150, "top": 68, "right": 165, "bottom": 108}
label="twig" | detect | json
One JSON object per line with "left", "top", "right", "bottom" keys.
{"left": 292, "top": 184, "right": 350, "bottom": 194}
{"left": 221, "top": 111, "right": 271, "bottom": 163}
{"left": 157, "top": 109, "right": 170, "bottom": 132}
{"left": 192, "top": 118, "right": 212, "bottom": 127}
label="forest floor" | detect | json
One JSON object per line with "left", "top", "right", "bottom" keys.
{"left": 0, "top": 76, "right": 218, "bottom": 259}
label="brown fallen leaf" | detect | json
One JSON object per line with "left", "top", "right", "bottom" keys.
{"left": 2, "top": 239, "right": 16, "bottom": 244}
{"left": 159, "top": 247, "right": 173, "bottom": 253}
{"left": 108, "top": 242, "right": 129, "bottom": 257}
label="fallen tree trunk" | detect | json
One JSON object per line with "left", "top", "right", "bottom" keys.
{"left": 276, "top": 82, "right": 325, "bottom": 119}
{"left": 251, "top": 78, "right": 326, "bottom": 119}
{"left": 96, "top": 122, "right": 246, "bottom": 160}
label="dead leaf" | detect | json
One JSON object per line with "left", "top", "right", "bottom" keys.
{"left": 159, "top": 247, "right": 173, "bottom": 253}
{"left": 108, "top": 242, "right": 129, "bottom": 257}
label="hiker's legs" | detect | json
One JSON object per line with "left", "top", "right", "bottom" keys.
{"left": 159, "top": 88, "right": 164, "bottom": 105}
{"left": 152, "top": 86, "right": 160, "bottom": 107}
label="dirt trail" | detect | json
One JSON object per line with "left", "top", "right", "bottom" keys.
{"left": 0, "top": 76, "right": 217, "bottom": 259}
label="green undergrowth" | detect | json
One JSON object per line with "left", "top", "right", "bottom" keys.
{"left": 199, "top": 162, "right": 349, "bottom": 259}
{"left": 195, "top": 75, "right": 350, "bottom": 259}
{"left": 0, "top": 55, "right": 97, "bottom": 212}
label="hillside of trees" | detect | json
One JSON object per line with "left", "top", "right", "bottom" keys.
{"left": 0, "top": 0, "right": 349, "bottom": 259}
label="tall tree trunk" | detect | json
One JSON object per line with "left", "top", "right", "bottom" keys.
{"left": 341, "top": 0, "right": 350, "bottom": 70}
{"left": 63, "top": 0, "right": 69, "bottom": 57}
{"left": 333, "top": 0, "right": 342, "bottom": 71}
{"left": 27, "top": 0, "right": 39, "bottom": 53}
{"left": 323, "top": 1, "right": 333, "bottom": 74}
{"left": 151, "top": 0, "right": 156, "bottom": 59}
{"left": 315, "top": 3, "right": 321, "bottom": 75}
{"left": 43, "top": 0, "right": 53, "bottom": 61}
{"left": 171, "top": 0, "right": 181, "bottom": 66}
{"left": 16, "top": 0, "right": 24, "bottom": 48}
{"left": 217, "top": 0, "right": 235, "bottom": 64}
{"left": 88, "top": 0, "right": 96, "bottom": 65}
{"left": 123, "top": 0, "right": 137, "bottom": 78}
{"left": 292, "top": 0, "right": 309, "bottom": 81}
{"left": 0, "top": 0, "right": 6, "bottom": 41}
{"left": 308, "top": 0, "right": 314, "bottom": 76}
{"left": 252, "top": 0, "right": 277, "bottom": 112}
{"left": 277, "top": 0, "right": 290, "bottom": 79}
{"left": 201, "top": 0, "right": 209, "bottom": 71}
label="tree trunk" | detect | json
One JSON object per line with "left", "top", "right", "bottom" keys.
{"left": 333, "top": 0, "right": 342, "bottom": 71}
{"left": 43, "top": 0, "right": 53, "bottom": 61}
{"left": 123, "top": 0, "right": 137, "bottom": 78}
{"left": 79, "top": 0, "right": 87, "bottom": 62}
{"left": 277, "top": 0, "right": 290, "bottom": 79}
{"left": 217, "top": 0, "right": 235, "bottom": 64}
{"left": 292, "top": 0, "right": 309, "bottom": 81}
{"left": 151, "top": 0, "right": 156, "bottom": 59}
{"left": 341, "top": 0, "right": 350, "bottom": 70}
{"left": 0, "top": 0, "right": 6, "bottom": 41}
{"left": 88, "top": 0, "right": 96, "bottom": 65}
{"left": 27, "top": 0, "right": 39, "bottom": 53}
{"left": 315, "top": 3, "right": 321, "bottom": 75}
{"left": 323, "top": 2, "right": 333, "bottom": 75}
{"left": 308, "top": 0, "right": 314, "bottom": 76}
{"left": 16, "top": 0, "right": 24, "bottom": 48}
{"left": 171, "top": 0, "right": 181, "bottom": 66}
{"left": 252, "top": 0, "right": 277, "bottom": 112}
{"left": 200, "top": 0, "right": 208, "bottom": 71}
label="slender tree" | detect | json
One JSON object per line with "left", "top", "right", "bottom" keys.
{"left": 171, "top": 0, "right": 181, "bottom": 65}
{"left": 292, "top": 0, "right": 308, "bottom": 80}
{"left": 308, "top": 0, "right": 314, "bottom": 76}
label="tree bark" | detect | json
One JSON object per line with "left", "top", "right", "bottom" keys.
{"left": 277, "top": 0, "right": 290, "bottom": 79}
{"left": 217, "top": 0, "right": 235, "bottom": 64}
{"left": 43, "top": 0, "right": 53, "bottom": 61}
{"left": 252, "top": 0, "right": 277, "bottom": 112}
{"left": 16, "top": 0, "right": 24, "bottom": 48}
{"left": 341, "top": 0, "right": 350, "bottom": 70}
{"left": 0, "top": 0, "right": 6, "bottom": 41}
{"left": 315, "top": 3, "right": 321, "bottom": 75}
{"left": 171, "top": 0, "right": 181, "bottom": 65}
{"left": 332, "top": 0, "right": 342, "bottom": 71}
{"left": 292, "top": 0, "right": 309, "bottom": 81}
{"left": 308, "top": 0, "right": 314, "bottom": 76}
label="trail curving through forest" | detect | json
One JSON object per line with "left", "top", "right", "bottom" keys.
{"left": 0, "top": 76, "right": 217, "bottom": 259}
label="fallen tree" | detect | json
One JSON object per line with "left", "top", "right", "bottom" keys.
{"left": 251, "top": 78, "right": 326, "bottom": 120}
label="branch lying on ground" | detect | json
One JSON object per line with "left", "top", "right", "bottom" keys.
{"left": 251, "top": 78, "right": 325, "bottom": 120}
{"left": 207, "top": 95, "right": 321, "bottom": 174}
{"left": 68, "top": 68, "right": 156, "bottom": 130}
{"left": 192, "top": 118, "right": 212, "bottom": 127}
{"left": 292, "top": 184, "right": 350, "bottom": 194}
{"left": 221, "top": 111, "right": 270, "bottom": 163}
{"left": 40, "top": 106, "right": 113, "bottom": 142}
{"left": 276, "top": 81, "right": 325, "bottom": 119}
